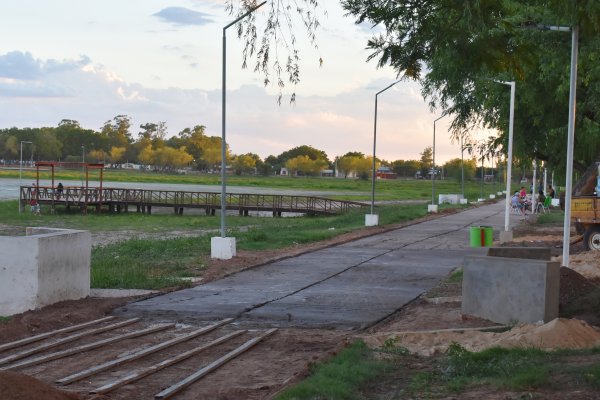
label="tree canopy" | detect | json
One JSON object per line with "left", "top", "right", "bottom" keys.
{"left": 342, "top": 0, "right": 600, "bottom": 175}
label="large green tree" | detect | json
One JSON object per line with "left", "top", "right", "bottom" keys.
{"left": 277, "top": 145, "right": 330, "bottom": 166}
{"left": 341, "top": 0, "right": 600, "bottom": 175}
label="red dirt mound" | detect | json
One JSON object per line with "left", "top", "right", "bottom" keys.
{"left": 0, "top": 371, "right": 80, "bottom": 400}
{"left": 559, "top": 266, "right": 598, "bottom": 308}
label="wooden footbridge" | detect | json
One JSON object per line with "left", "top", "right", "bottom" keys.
{"left": 20, "top": 185, "right": 367, "bottom": 216}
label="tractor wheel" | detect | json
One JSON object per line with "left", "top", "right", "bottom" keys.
{"left": 583, "top": 226, "right": 600, "bottom": 251}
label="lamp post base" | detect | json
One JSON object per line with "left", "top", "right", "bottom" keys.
{"left": 499, "top": 230, "right": 513, "bottom": 243}
{"left": 211, "top": 237, "right": 237, "bottom": 260}
{"left": 365, "top": 214, "right": 379, "bottom": 226}
{"left": 427, "top": 204, "right": 438, "bottom": 213}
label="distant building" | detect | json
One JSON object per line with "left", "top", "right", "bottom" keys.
{"left": 376, "top": 166, "right": 397, "bottom": 179}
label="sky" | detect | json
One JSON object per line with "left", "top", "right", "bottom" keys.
{"left": 0, "top": 0, "right": 485, "bottom": 164}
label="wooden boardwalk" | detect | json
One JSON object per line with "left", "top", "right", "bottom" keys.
{"left": 20, "top": 185, "right": 366, "bottom": 216}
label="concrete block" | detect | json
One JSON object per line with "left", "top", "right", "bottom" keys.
{"left": 487, "top": 247, "right": 551, "bottom": 261}
{"left": 498, "top": 230, "right": 513, "bottom": 243}
{"left": 489, "top": 194, "right": 496, "bottom": 199}
{"left": 462, "top": 255, "right": 559, "bottom": 324}
{"left": 365, "top": 214, "right": 379, "bottom": 226}
{"left": 211, "top": 236, "right": 236, "bottom": 260}
{"left": 477, "top": 198, "right": 485, "bottom": 203}
{"left": 551, "top": 199, "right": 560, "bottom": 207}
{"left": 438, "top": 194, "right": 464, "bottom": 205}
{"left": 427, "top": 204, "right": 438, "bottom": 213}
{"left": 459, "top": 198, "right": 468, "bottom": 205}
{"left": 0, "top": 227, "right": 91, "bottom": 316}
{"left": 497, "top": 192, "right": 503, "bottom": 196}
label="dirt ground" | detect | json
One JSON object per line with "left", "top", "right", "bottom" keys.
{"left": 1, "top": 209, "right": 599, "bottom": 399}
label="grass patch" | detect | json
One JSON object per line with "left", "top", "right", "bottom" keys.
{"left": 447, "top": 268, "right": 463, "bottom": 283}
{"left": 274, "top": 341, "right": 385, "bottom": 400}
{"left": 92, "top": 236, "right": 209, "bottom": 289}
{"left": 536, "top": 210, "right": 564, "bottom": 224}
{"left": 0, "top": 316, "right": 11, "bottom": 324}
{"left": 236, "top": 205, "right": 427, "bottom": 251}
{"left": 583, "top": 364, "right": 600, "bottom": 389}
{"left": 443, "top": 344, "right": 551, "bottom": 391}
{"left": 276, "top": 343, "right": 600, "bottom": 400}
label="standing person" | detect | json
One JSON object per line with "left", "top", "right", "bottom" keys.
{"left": 536, "top": 190, "right": 546, "bottom": 213}
{"left": 56, "top": 182, "right": 64, "bottom": 199}
{"left": 547, "top": 185, "right": 556, "bottom": 199}
{"left": 30, "top": 183, "right": 40, "bottom": 215}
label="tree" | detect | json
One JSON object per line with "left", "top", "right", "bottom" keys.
{"left": 137, "top": 144, "right": 155, "bottom": 166}
{"left": 35, "top": 128, "right": 63, "bottom": 161}
{"left": 226, "top": 0, "right": 323, "bottom": 103}
{"left": 232, "top": 153, "right": 259, "bottom": 175}
{"left": 87, "top": 149, "right": 106, "bottom": 163}
{"left": 443, "top": 158, "right": 477, "bottom": 181}
{"left": 101, "top": 115, "right": 132, "bottom": 148}
{"left": 259, "top": 155, "right": 279, "bottom": 176}
{"left": 277, "top": 145, "right": 330, "bottom": 166}
{"left": 203, "top": 146, "right": 223, "bottom": 170}
{"left": 335, "top": 153, "right": 374, "bottom": 178}
{"left": 420, "top": 146, "right": 433, "bottom": 173}
{"left": 341, "top": 0, "right": 600, "bottom": 175}
{"left": 391, "top": 159, "right": 421, "bottom": 177}
{"left": 356, "top": 156, "right": 376, "bottom": 180}
{"left": 153, "top": 146, "right": 193, "bottom": 170}
{"left": 139, "top": 122, "right": 168, "bottom": 148}
{"left": 3, "top": 135, "right": 18, "bottom": 158}
{"left": 110, "top": 146, "right": 126, "bottom": 165}
{"left": 336, "top": 155, "right": 359, "bottom": 178}
{"left": 285, "top": 155, "right": 327, "bottom": 176}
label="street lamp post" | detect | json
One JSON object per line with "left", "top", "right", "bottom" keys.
{"left": 562, "top": 25, "right": 579, "bottom": 269}
{"left": 430, "top": 115, "right": 446, "bottom": 212}
{"left": 81, "top": 145, "right": 85, "bottom": 187}
{"left": 366, "top": 80, "right": 400, "bottom": 226}
{"left": 535, "top": 24, "right": 578, "bottom": 267}
{"left": 460, "top": 135, "right": 465, "bottom": 198}
{"left": 212, "top": 1, "right": 266, "bottom": 260}
{"left": 492, "top": 80, "right": 515, "bottom": 241}
{"left": 18, "top": 140, "right": 32, "bottom": 213}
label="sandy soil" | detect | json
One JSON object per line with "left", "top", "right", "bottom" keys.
{"left": 1, "top": 210, "right": 598, "bottom": 400}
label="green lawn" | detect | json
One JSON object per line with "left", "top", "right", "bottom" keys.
{"left": 3, "top": 168, "right": 509, "bottom": 201}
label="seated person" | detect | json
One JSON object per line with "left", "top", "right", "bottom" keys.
{"left": 519, "top": 186, "right": 527, "bottom": 198}
{"left": 511, "top": 192, "right": 526, "bottom": 213}
{"left": 536, "top": 190, "right": 546, "bottom": 212}
{"left": 547, "top": 185, "right": 555, "bottom": 199}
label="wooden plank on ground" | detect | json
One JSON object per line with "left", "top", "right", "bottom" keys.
{"left": 0, "top": 316, "right": 115, "bottom": 353}
{"left": 0, "top": 318, "right": 139, "bottom": 366}
{"left": 154, "top": 328, "right": 277, "bottom": 400}
{"left": 56, "top": 318, "right": 233, "bottom": 386}
{"left": 5, "top": 324, "right": 175, "bottom": 370}
{"left": 91, "top": 330, "right": 246, "bottom": 394}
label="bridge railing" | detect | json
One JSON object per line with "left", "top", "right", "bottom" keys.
{"left": 20, "top": 186, "right": 366, "bottom": 215}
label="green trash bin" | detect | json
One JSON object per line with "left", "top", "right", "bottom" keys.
{"left": 469, "top": 226, "right": 493, "bottom": 247}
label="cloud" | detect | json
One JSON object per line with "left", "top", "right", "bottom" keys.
{"left": 0, "top": 52, "right": 94, "bottom": 97}
{"left": 152, "top": 7, "right": 212, "bottom": 26}
{"left": 0, "top": 51, "right": 42, "bottom": 80}
{"left": 0, "top": 51, "right": 465, "bottom": 163}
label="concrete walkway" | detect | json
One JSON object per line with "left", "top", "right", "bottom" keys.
{"left": 117, "top": 201, "right": 520, "bottom": 330}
